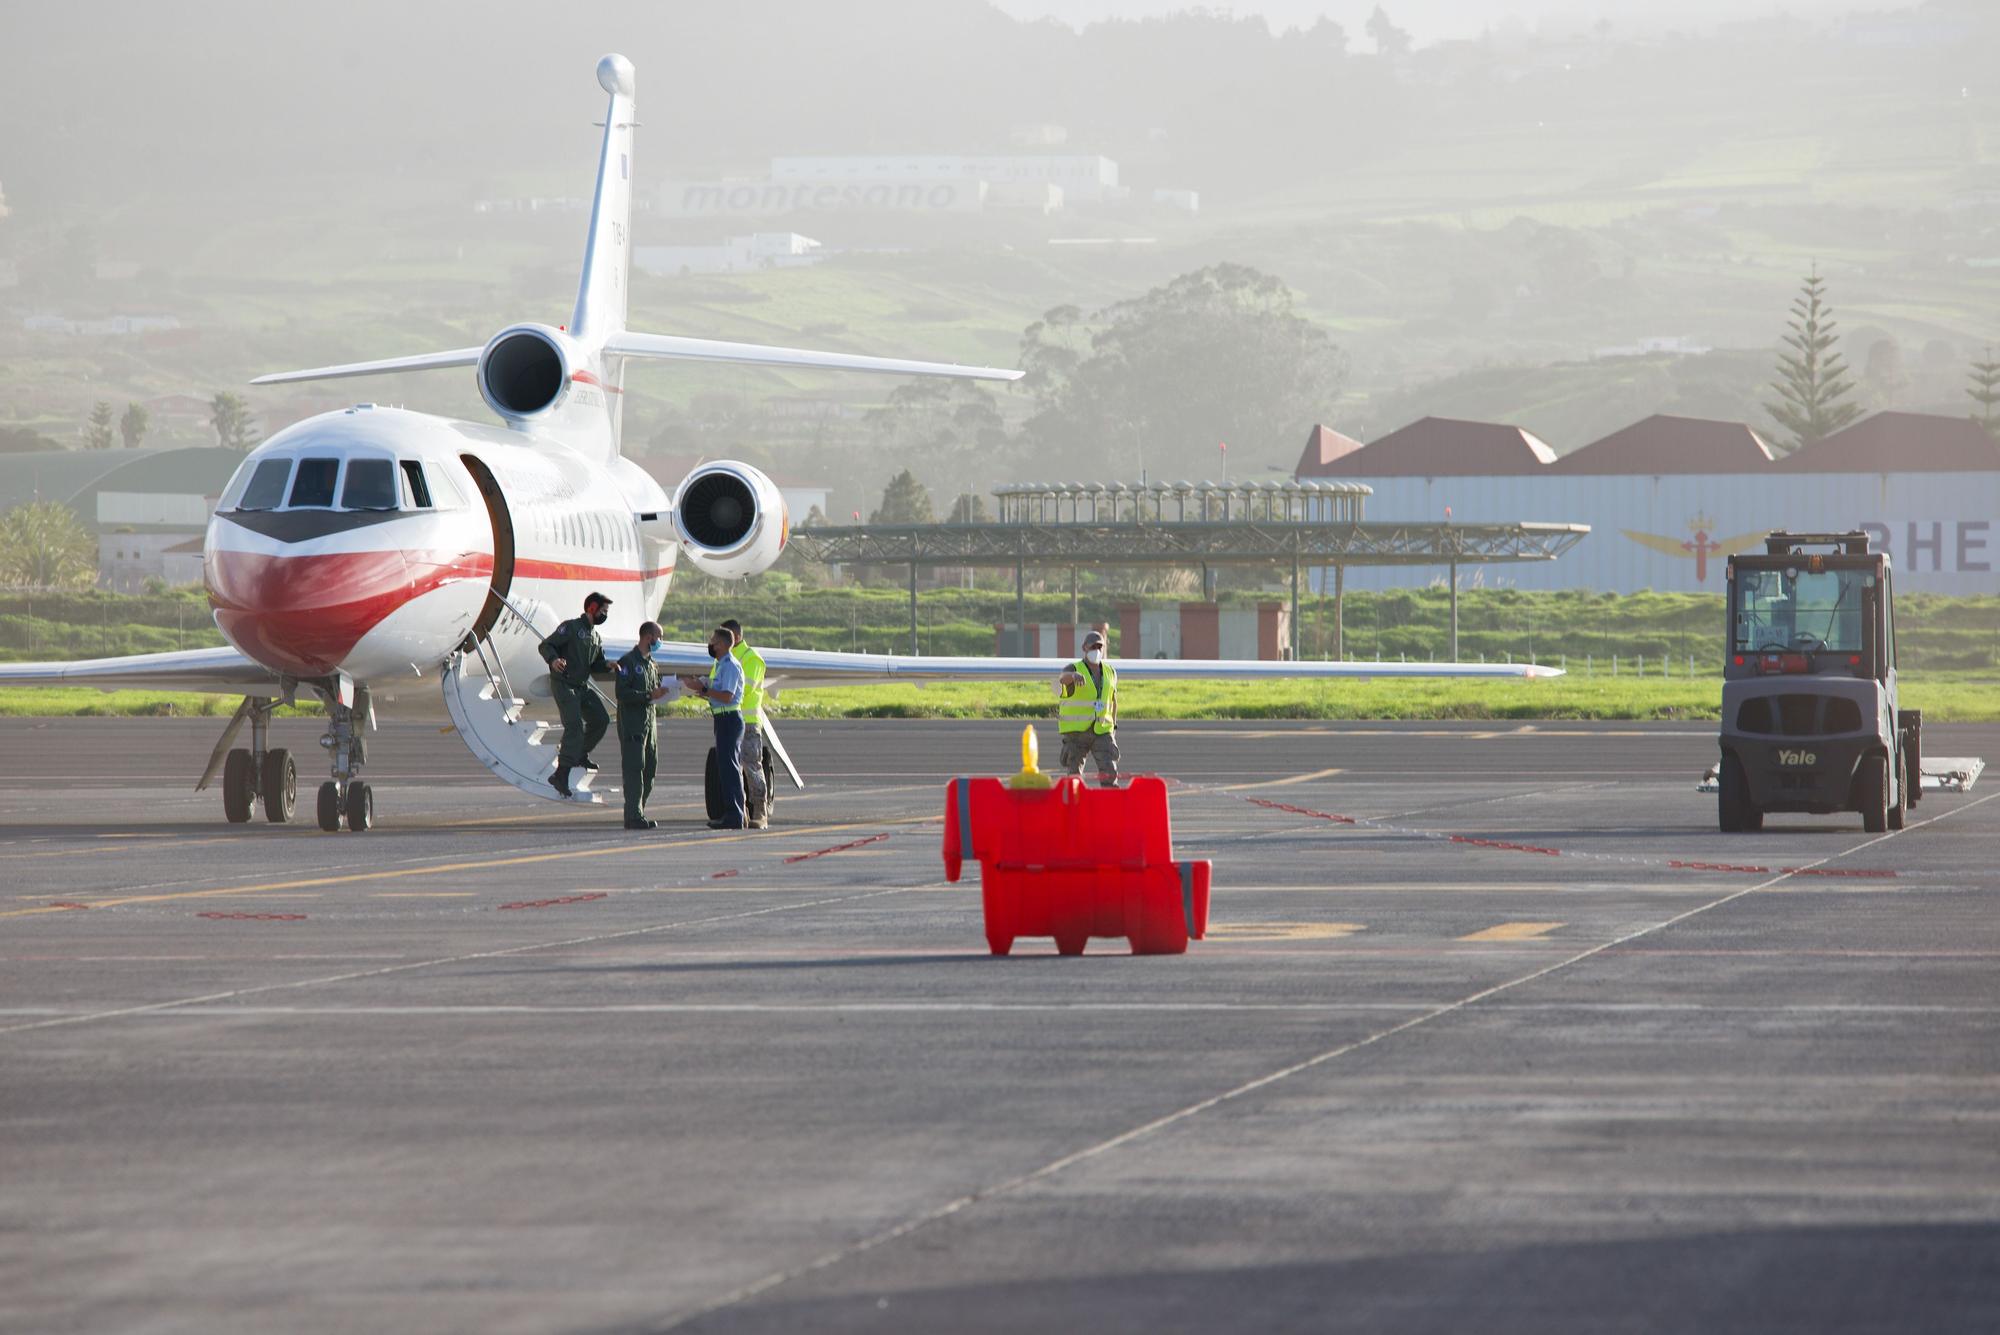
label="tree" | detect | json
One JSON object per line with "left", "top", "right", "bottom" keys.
{"left": 862, "top": 378, "right": 1013, "bottom": 501}
{"left": 1971, "top": 347, "right": 2000, "bottom": 439}
{"left": 1861, "top": 337, "right": 1906, "bottom": 406}
{"left": 871, "top": 469, "right": 935, "bottom": 524}
{"left": 210, "top": 391, "right": 256, "bottom": 451}
{"left": 945, "top": 491, "right": 990, "bottom": 524}
{"left": 0, "top": 501, "right": 97, "bottom": 589}
{"left": 1764, "top": 267, "right": 1863, "bottom": 453}
{"left": 84, "top": 400, "right": 116, "bottom": 450}
{"left": 119, "top": 401, "right": 149, "bottom": 449}
{"left": 1018, "top": 264, "right": 1346, "bottom": 482}
{"left": 1366, "top": 5, "right": 1412, "bottom": 59}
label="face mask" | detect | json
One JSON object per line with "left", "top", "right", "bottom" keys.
{"left": 1084, "top": 648, "right": 1103, "bottom": 665}
{"left": 590, "top": 609, "right": 608, "bottom": 626}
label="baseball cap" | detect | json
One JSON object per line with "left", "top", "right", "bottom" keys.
{"left": 1081, "top": 629, "right": 1106, "bottom": 649}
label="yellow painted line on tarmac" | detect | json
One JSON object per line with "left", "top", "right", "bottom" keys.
{"left": 1458, "top": 921, "right": 1566, "bottom": 942}
{"left": 1218, "top": 768, "right": 1343, "bottom": 792}
{"left": 0, "top": 815, "right": 929, "bottom": 920}
{"left": 1206, "top": 922, "right": 1366, "bottom": 943}
{"left": 0, "top": 835, "right": 243, "bottom": 863}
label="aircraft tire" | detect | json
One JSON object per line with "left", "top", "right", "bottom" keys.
{"left": 222, "top": 749, "right": 255, "bottom": 824}
{"left": 261, "top": 749, "right": 296, "bottom": 824}
{"left": 345, "top": 781, "right": 374, "bottom": 833}
{"left": 317, "top": 781, "right": 342, "bottom": 832}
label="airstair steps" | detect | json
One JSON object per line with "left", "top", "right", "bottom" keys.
{"left": 442, "top": 650, "right": 612, "bottom": 805}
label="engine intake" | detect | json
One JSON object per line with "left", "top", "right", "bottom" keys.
{"left": 673, "top": 462, "right": 789, "bottom": 581}
{"left": 478, "top": 324, "right": 572, "bottom": 419}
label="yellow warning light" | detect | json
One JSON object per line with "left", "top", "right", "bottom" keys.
{"left": 1008, "top": 723, "right": 1053, "bottom": 790}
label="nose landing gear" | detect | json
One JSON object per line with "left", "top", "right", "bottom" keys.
{"left": 314, "top": 686, "right": 375, "bottom": 832}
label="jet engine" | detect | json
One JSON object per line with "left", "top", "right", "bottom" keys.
{"left": 477, "top": 323, "right": 580, "bottom": 421}
{"left": 672, "top": 462, "right": 790, "bottom": 580}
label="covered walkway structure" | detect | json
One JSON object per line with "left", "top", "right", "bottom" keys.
{"left": 786, "top": 479, "right": 1589, "bottom": 660}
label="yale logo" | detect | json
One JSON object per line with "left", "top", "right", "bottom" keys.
{"left": 1776, "top": 749, "right": 1818, "bottom": 766}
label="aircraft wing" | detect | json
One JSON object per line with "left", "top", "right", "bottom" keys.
{"left": 638, "top": 642, "right": 1562, "bottom": 686}
{"left": 0, "top": 647, "right": 282, "bottom": 695}
{"left": 606, "top": 331, "right": 1023, "bottom": 382}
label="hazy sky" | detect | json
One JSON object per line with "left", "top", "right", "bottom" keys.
{"left": 993, "top": 0, "right": 1922, "bottom": 43}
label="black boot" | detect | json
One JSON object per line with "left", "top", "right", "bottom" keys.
{"left": 550, "top": 765, "right": 572, "bottom": 798}
{"left": 624, "top": 817, "right": 657, "bottom": 830}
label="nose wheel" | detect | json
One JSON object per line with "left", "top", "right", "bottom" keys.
{"left": 318, "top": 781, "right": 373, "bottom": 832}
{"left": 311, "top": 686, "right": 377, "bottom": 832}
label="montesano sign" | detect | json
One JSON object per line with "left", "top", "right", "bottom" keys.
{"left": 661, "top": 179, "right": 986, "bottom": 217}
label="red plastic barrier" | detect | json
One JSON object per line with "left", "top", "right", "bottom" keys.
{"left": 943, "top": 774, "right": 1210, "bottom": 957}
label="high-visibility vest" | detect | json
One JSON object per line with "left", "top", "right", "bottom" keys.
{"left": 732, "top": 641, "right": 767, "bottom": 725}
{"left": 1058, "top": 659, "right": 1117, "bottom": 734}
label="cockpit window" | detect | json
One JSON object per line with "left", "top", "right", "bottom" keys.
{"left": 399, "top": 460, "right": 434, "bottom": 509}
{"left": 289, "top": 458, "right": 341, "bottom": 508}
{"left": 236, "top": 458, "right": 294, "bottom": 511}
{"left": 341, "top": 458, "right": 398, "bottom": 511}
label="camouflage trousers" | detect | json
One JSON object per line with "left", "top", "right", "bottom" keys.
{"left": 1059, "top": 730, "right": 1120, "bottom": 786}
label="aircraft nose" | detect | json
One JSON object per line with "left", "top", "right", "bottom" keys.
{"left": 207, "top": 548, "right": 412, "bottom": 677}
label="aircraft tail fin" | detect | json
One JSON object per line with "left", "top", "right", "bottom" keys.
{"left": 571, "top": 54, "right": 637, "bottom": 348}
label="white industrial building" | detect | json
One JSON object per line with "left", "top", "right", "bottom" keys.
{"left": 1294, "top": 413, "right": 2000, "bottom": 596}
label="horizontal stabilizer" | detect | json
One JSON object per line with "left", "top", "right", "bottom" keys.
{"left": 605, "top": 330, "right": 1022, "bottom": 381}
{"left": 249, "top": 347, "right": 484, "bottom": 387}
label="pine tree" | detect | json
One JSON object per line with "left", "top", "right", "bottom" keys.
{"left": 84, "top": 400, "right": 116, "bottom": 450}
{"left": 119, "top": 401, "right": 149, "bottom": 449}
{"left": 871, "top": 469, "right": 935, "bottom": 524}
{"left": 945, "top": 492, "right": 990, "bottom": 524}
{"left": 1764, "top": 267, "right": 1864, "bottom": 453}
{"left": 1970, "top": 346, "right": 2000, "bottom": 440}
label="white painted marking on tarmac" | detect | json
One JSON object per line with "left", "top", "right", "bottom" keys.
{"left": 659, "top": 787, "right": 2000, "bottom": 1330}
{"left": 0, "top": 890, "right": 916, "bottom": 1037}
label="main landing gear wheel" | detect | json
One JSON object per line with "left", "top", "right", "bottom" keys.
{"left": 222, "top": 749, "right": 256, "bottom": 824}
{"left": 261, "top": 748, "right": 296, "bottom": 824}
{"left": 317, "top": 781, "right": 342, "bottom": 832}
{"left": 345, "top": 781, "right": 374, "bottom": 833}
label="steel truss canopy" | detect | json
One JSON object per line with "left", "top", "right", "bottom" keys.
{"left": 792, "top": 477, "right": 1587, "bottom": 569}
{"left": 787, "top": 520, "right": 1590, "bottom": 569}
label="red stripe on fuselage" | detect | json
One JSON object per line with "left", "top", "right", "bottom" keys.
{"left": 208, "top": 549, "right": 493, "bottom": 677}
{"left": 514, "top": 559, "right": 673, "bottom": 582}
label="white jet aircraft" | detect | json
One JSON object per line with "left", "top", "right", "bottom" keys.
{"left": 0, "top": 55, "right": 1558, "bottom": 831}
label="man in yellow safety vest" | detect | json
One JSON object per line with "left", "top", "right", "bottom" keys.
{"left": 721, "top": 618, "right": 770, "bottom": 828}
{"left": 1056, "top": 628, "right": 1119, "bottom": 786}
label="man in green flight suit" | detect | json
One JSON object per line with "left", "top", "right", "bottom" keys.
{"left": 720, "top": 618, "right": 770, "bottom": 828}
{"left": 614, "top": 620, "right": 669, "bottom": 829}
{"left": 539, "top": 591, "right": 613, "bottom": 798}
